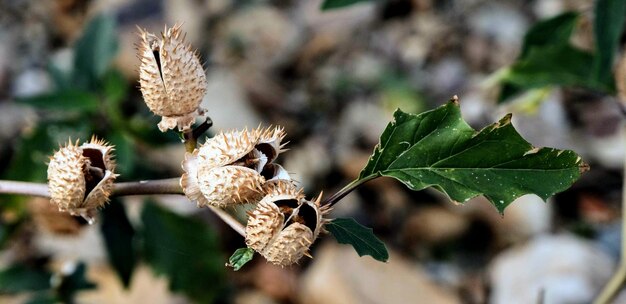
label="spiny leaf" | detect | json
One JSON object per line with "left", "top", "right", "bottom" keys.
{"left": 359, "top": 98, "right": 587, "bottom": 213}
{"left": 227, "top": 248, "right": 255, "bottom": 271}
{"left": 327, "top": 217, "right": 388, "bottom": 262}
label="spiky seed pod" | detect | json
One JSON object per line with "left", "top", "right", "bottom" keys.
{"left": 256, "top": 126, "right": 287, "bottom": 164}
{"left": 181, "top": 126, "right": 289, "bottom": 207}
{"left": 47, "top": 137, "right": 117, "bottom": 221}
{"left": 137, "top": 24, "right": 207, "bottom": 132}
{"left": 246, "top": 180, "right": 303, "bottom": 252}
{"left": 246, "top": 189, "right": 330, "bottom": 267}
{"left": 263, "top": 223, "right": 314, "bottom": 266}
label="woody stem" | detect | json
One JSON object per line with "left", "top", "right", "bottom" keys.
{"left": 0, "top": 178, "right": 246, "bottom": 237}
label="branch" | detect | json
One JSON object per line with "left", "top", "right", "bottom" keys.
{"left": 0, "top": 178, "right": 246, "bottom": 237}
{"left": 0, "top": 178, "right": 184, "bottom": 198}
{"left": 209, "top": 206, "right": 246, "bottom": 237}
{"left": 0, "top": 180, "right": 49, "bottom": 197}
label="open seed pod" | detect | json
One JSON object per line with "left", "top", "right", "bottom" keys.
{"left": 47, "top": 137, "right": 117, "bottom": 222}
{"left": 246, "top": 182, "right": 330, "bottom": 266}
{"left": 137, "top": 24, "right": 207, "bottom": 132}
{"left": 181, "top": 126, "right": 288, "bottom": 207}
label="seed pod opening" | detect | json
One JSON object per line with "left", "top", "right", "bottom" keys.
{"left": 246, "top": 184, "right": 329, "bottom": 267}
{"left": 137, "top": 24, "right": 207, "bottom": 132}
{"left": 181, "top": 126, "right": 289, "bottom": 207}
{"left": 47, "top": 137, "right": 117, "bottom": 222}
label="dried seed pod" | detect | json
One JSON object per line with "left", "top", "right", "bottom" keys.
{"left": 181, "top": 126, "right": 288, "bottom": 207}
{"left": 246, "top": 188, "right": 330, "bottom": 267}
{"left": 246, "top": 180, "right": 303, "bottom": 252}
{"left": 47, "top": 137, "right": 117, "bottom": 222}
{"left": 137, "top": 24, "right": 207, "bottom": 132}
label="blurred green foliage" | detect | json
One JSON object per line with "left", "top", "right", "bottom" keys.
{"left": 498, "top": 0, "right": 626, "bottom": 102}
{"left": 0, "top": 262, "right": 95, "bottom": 304}
{"left": 140, "top": 202, "right": 226, "bottom": 303}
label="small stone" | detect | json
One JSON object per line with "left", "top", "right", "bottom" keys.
{"left": 489, "top": 234, "right": 614, "bottom": 304}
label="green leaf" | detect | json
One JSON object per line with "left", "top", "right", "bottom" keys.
{"left": 326, "top": 218, "right": 388, "bottom": 262}
{"left": 0, "top": 265, "right": 51, "bottom": 293}
{"left": 141, "top": 202, "right": 225, "bottom": 303}
{"left": 227, "top": 248, "right": 255, "bottom": 271}
{"left": 519, "top": 12, "right": 579, "bottom": 59}
{"left": 321, "top": 0, "right": 373, "bottom": 10}
{"left": 592, "top": 0, "right": 626, "bottom": 85}
{"left": 73, "top": 14, "right": 118, "bottom": 89}
{"left": 17, "top": 90, "right": 100, "bottom": 113}
{"left": 359, "top": 99, "right": 587, "bottom": 212}
{"left": 101, "top": 199, "right": 136, "bottom": 287}
{"left": 502, "top": 45, "right": 607, "bottom": 91}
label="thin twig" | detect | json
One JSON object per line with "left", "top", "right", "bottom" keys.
{"left": 324, "top": 175, "right": 378, "bottom": 207}
{"left": 0, "top": 180, "right": 49, "bottom": 197}
{"left": 594, "top": 126, "right": 626, "bottom": 304}
{"left": 0, "top": 178, "right": 247, "bottom": 238}
{"left": 0, "top": 178, "right": 185, "bottom": 198}
{"left": 208, "top": 206, "right": 246, "bottom": 237}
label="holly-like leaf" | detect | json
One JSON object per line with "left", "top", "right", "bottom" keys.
{"left": 321, "top": 0, "right": 373, "bottom": 10}
{"left": 359, "top": 98, "right": 588, "bottom": 213}
{"left": 326, "top": 217, "right": 388, "bottom": 262}
{"left": 227, "top": 248, "right": 255, "bottom": 271}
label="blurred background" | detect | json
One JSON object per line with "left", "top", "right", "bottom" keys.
{"left": 0, "top": 0, "right": 625, "bottom": 303}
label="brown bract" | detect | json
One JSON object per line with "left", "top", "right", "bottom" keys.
{"left": 137, "top": 24, "right": 207, "bottom": 132}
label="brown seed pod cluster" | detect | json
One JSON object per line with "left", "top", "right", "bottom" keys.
{"left": 47, "top": 137, "right": 117, "bottom": 222}
{"left": 137, "top": 24, "right": 207, "bottom": 132}
{"left": 181, "top": 125, "right": 331, "bottom": 266}
{"left": 135, "top": 24, "right": 331, "bottom": 266}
